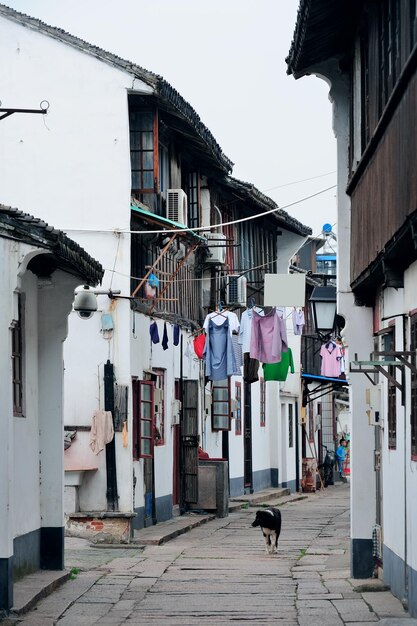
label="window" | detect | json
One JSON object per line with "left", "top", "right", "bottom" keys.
{"left": 11, "top": 293, "right": 23, "bottom": 417}
{"left": 411, "top": 0, "right": 417, "bottom": 49}
{"left": 288, "top": 403, "right": 294, "bottom": 448}
{"left": 260, "top": 378, "right": 266, "bottom": 427}
{"left": 132, "top": 380, "right": 154, "bottom": 459}
{"left": 235, "top": 382, "right": 242, "bottom": 435}
{"left": 144, "top": 369, "right": 165, "bottom": 445}
{"left": 187, "top": 172, "right": 200, "bottom": 230}
{"left": 129, "top": 109, "right": 158, "bottom": 193}
{"left": 383, "top": 330, "right": 397, "bottom": 449}
{"left": 159, "top": 143, "right": 169, "bottom": 194}
{"left": 212, "top": 379, "right": 230, "bottom": 430}
{"left": 308, "top": 403, "right": 314, "bottom": 443}
{"left": 410, "top": 314, "right": 417, "bottom": 458}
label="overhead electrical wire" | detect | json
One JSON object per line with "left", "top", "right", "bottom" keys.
{"left": 65, "top": 184, "right": 336, "bottom": 236}
{"left": 262, "top": 170, "right": 336, "bottom": 192}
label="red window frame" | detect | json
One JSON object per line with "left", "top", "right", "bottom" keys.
{"left": 132, "top": 380, "right": 154, "bottom": 460}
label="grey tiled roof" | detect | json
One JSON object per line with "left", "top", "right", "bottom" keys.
{"left": 286, "top": 0, "right": 360, "bottom": 77}
{"left": 0, "top": 3, "right": 233, "bottom": 173}
{"left": 225, "top": 176, "right": 312, "bottom": 237}
{"left": 0, "top": 203, "right": 104, "bottom": 285}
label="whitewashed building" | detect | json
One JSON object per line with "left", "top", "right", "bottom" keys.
{"left": 0, "top": 204, "right": 103, "bottom": 612}
{"left": 287, "top": 0, "right": 417, "bottom": 616}
{"left": 0, "top": 4, "right": 311, "bottom": 542}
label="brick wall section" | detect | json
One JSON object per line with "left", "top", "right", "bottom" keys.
{"left": 65, "top": 515, "right": 131, "bottom": 543}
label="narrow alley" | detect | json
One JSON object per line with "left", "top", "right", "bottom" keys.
{"left": 3, "top": 484, "right": 415, "bottom": 626}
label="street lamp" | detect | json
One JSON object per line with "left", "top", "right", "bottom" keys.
{"left": 309, "top": 285, "right": 337, "bottom": 338}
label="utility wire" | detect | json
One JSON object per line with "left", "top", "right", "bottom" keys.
{"left": 263, "top": 170, "right": 336, "bottom": 192}
{"left": 64, "top": 184, "right": 336, "bottom": 236}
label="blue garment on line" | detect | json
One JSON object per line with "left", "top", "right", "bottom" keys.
{"left": 204, "top": 318, "right": 237, "bottom": 381}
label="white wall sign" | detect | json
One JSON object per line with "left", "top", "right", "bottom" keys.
{"left": 264, "top": 274, "right": 306, "bottom": 307}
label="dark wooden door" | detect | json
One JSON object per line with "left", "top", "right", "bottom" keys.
{"left": 181, "top": 380, "right": 199, "bottom": 504}
{"left": 243, "top": 382, "right": 253, "bottom": 491}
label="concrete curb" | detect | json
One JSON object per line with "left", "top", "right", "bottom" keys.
{"left": 11, "top": 570, "right": 71, "bottom": 615}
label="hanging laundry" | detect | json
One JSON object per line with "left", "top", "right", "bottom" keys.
{"left": 144, "top": 282, "right": 156, "bottom": 299}
{"left": 232, "top": 333, "right": 243, "bottom": 375}
{"left": 239, "top": 306, "right": 264, "bottom": 354}
{"left": 243, "top": 352, "right": 259, "bottom": 384}
{"left": 122, "top": 421, "right": 128, "bottom": 448}
{"left": 250, "top": 307, "right": 288, "bottom": 364}
{"left": 292, "top": 308, "right": 305, "bottom": 335}
{"left": 203, "top": 310, "right": 240, "bottom": 335}
{"left": 262, "top": 348, "right": 295, "bottom": 382}
{"left": 320, "top": 340, "right": 343, "bottom": 377}
{"left": 89, "top": 410, "right": 114, "bottom": 455}
{"left": 185, "top": 341, "right": 193, "bottom": 359}
{"left": 149, "top": 321, "right": 160, "bottom": 344}
{"left": 148, "top": 273, "right": 160, "bottom": 288}
{"left": 173, "top": 324, "right": 180, "bottom": 346}
{"left": 193, "top": 334, "right": 206, "bottom": 359}
{"left": 204, "top": 318, "right": 236, "bottom": 381}
{"left": 162, "top": 322, "right": 169, "bottom": 350}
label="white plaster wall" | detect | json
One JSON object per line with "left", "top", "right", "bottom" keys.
{"left": 251, "top": 377, "right": 271, "bottom": 474}
{"left": 228, "top": 378, "right": 244, "bottom": 481}
{"left": 0, "top": 244, "right": 14, "bottom": 557}
{"left": 382, "top": 264, "right": 417, "bottom": 573}
{"left": 13, "top": 269, "right": 41, "bottom": 537}
{"left": 0, "top": 18, "right": 154, "bottom": 514}
{"left": 321, "top": 70, "right": 377, "bottom": 543}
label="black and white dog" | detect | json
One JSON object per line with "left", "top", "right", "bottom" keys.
{"left": 251, "top": 508, "right": 282, "bottom": 554}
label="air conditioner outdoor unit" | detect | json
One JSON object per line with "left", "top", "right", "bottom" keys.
{"left": 205, "top": 232, "right": 226, "bottom": 265}
{"left": 166, "top": 189, "right": 188, "bottom": 226}
{"left": 225, "top": 275, "right": 247, "bottom": 307}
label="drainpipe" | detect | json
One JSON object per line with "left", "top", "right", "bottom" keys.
{"left": 295, "top": 401, "right": 300, "bottom": 492}
{"left": 104, "top": 359, "right": 119, "bottom": 511}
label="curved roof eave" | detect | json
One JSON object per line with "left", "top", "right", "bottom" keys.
{"left": 0, "top": 203, "right": 104, "bottom": 285}
{"left": 225, "top": 176, "right": 312, "bottom": 237}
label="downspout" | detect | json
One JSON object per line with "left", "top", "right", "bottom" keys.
{"left": 104, "top": 359, "right": 119, "bottom": 511}
{"left": 295, "top": 400, "right": 300, "bottom": 492}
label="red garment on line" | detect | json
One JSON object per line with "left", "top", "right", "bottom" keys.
{"left": 193, "top": 334, "right": 206, "bottom": 359}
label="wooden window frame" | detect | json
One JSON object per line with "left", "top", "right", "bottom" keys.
{"left": 144, "top": 369, "right": 165, "bottom": 446}
{"left": 187, "top": 171, "right": 200, "bottom": 230}
{"left": 130, "top": 108, "right": 159, "bottom": 194}
{"left": 288, "top": 403, "right": 294, "bottom": 448}
{"left": 308, "top": 403, "right": 315, "bottom": 443}
{"left": 212, "top": 379, "right": 231, "bottom": 431}
{"left": 235, "top": 382, "right": 242, "bottom": 435}
{"left": 138, "top": 380, "right": 154, "bottom": 459}
{"left": 260, "top": 377, "right": 266, "bottom": 427}
{"left": 12, "top": 293, "right": 24, "bottom": 417}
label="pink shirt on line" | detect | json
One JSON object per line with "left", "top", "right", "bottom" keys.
{"left": 250, "top": 308, "right": 288, "bottom": 364}
{"left": 320, "top": 342, "right": 342, "bottom": 378}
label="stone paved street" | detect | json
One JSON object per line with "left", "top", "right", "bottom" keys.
{"left": 4, "top": 483, "right": 417, "bottom": 625}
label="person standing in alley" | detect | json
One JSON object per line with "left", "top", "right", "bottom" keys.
{"left": 336, "top": 439, "right": 348, "bottom": 482}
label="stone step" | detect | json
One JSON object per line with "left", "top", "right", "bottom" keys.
{"left": 229, "top": 487, "right": 290, "bottom": 506}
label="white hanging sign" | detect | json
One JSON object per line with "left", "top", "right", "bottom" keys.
{"left": 264, "top": 274, "right": 305, "bottom": 307}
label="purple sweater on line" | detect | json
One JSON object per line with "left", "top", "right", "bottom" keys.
{"left": 249, "top": 308, "right": 288, "bottom": 364}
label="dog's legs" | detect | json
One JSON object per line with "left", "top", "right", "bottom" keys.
{"left": 271, "top": 531, "right": 277, "bottom": 553}
{"left": 263, "top": 531, "right": 271, "bottom": 554}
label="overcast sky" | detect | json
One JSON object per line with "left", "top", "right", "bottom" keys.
{"left": 4, "top": 0, "right": 337, "bottom": 236}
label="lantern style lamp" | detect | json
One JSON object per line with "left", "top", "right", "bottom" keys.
{"left": 309, "top": 285, "right": 337, "bottom": 337}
